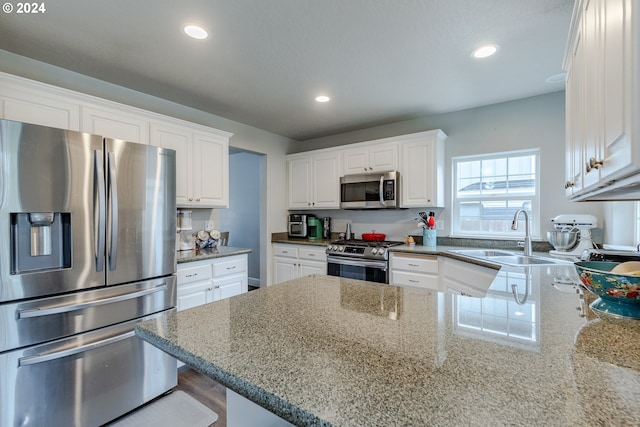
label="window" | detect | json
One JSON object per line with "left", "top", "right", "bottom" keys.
{"left": 452, "top": 149, "right": 540, "bottom": 238}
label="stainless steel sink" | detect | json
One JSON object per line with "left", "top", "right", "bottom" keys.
{"left": 448, "top": 249, "right": 515, "bottom": 257}
{"left": 488, "top": 255, "right": 565, "bottom": 266}
{"left": 447, "top": 249, "right": 569, "bottom": 266}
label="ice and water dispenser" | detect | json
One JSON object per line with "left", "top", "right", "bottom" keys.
{"left": 10, "top": 212, "right": 72, "bottom": 273}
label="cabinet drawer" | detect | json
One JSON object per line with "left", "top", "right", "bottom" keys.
{"left": 177, "top": 264, "right": 212, "bottom": 284}
{"left": 391, "top": 254, "right": 438, "bottom": 274}
{"left": 392, "top": 271, "right": 438, "bottom": 291}
{"left": 212, "top": 256, "right": 247, "bottom": 277}
{"left": 299, "top": 247, "right": 327, "bottom": 262}
{"left": 273, "top": 245, "right": 299, "bottom": 258}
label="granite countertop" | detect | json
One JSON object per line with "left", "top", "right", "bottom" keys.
{"left": 137, "top": 269, "right": 640, "bottom": 426}
{"left": 176, "top": 246, "right": 252, "bottom": 263}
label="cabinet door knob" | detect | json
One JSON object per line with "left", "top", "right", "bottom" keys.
{"left": 585, "top": 157, "right": 603, "bottom": 173}
{"left": 189, "top": 197, "right": 194, "bottom": 201}
{"left": 564, "top": 181, "right": 575, "bottom": 189}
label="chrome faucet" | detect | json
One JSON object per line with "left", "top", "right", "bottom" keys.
{"left": 511, "top": 209, "right": 532, "bottom": 256}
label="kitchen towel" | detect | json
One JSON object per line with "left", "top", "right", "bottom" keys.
{"left": 107, "top": 390, "right": 218, "bottom": 427}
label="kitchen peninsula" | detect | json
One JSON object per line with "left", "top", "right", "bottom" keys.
{"left": 137, "top": 263, "right": 640, "bottom": 426}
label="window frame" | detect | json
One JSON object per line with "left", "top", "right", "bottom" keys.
{"left": 451, "top": 149, "right": 541, "bottom": 239}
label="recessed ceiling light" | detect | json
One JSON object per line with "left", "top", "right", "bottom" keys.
{"left": 471, "top": 44, "right": 499, "bottom": 59}
{"left": 184, "top": 25, "right": 208, "bottom": 40}
{"left": 315, "top": 95, "right": 331, "bottom": 103}
{"left": 545, "top": 72, "right": 566, "bottom": 83}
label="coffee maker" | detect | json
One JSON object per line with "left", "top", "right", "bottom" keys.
{"left": 307, "top": 216, "right": 323, "bottom": 241}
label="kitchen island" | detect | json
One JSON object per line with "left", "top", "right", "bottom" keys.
{"left": 136, "top": 268, "right": 640, "bottom": 426}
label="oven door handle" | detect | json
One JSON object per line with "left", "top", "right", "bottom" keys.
{"left": 327, "top": 255, "right": 387, "bottom": 270}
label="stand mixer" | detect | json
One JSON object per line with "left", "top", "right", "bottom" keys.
{"left": 548, "top": 214, "right": 598, "bottom": 259}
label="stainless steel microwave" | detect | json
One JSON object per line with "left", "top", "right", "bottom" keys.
{"left": 340, "top": 171, "right": 400, "bottom": 209}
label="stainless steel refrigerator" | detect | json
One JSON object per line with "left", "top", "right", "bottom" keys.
{"left": 0, "top": 119, "right": 178, "bottom": 426}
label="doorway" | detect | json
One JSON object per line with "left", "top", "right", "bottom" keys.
{"left": 220, "top": 148, "right": 264, "bottom": 287}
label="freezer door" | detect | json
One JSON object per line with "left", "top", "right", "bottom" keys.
{"left": 0, "top": 120, "right": 105, "bottom": 302}
{"left": 0, "top": 310, "right": 177, "bottom": 427}
{"left": 105, "top": 138, "right": 176, "bottom": 285}
{"left": 0, "top": 276, "right": 176, "bottom": 353}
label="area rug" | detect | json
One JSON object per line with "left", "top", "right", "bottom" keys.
{"left": 108, "top": 390, "right": 218, "bottom": 427}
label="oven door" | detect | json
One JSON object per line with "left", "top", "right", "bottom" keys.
{"left": 327, "top": 255, "right": 388, "bottom": 284}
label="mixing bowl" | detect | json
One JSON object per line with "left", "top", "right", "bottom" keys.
{"left": 547, "top": 229, "right": 579, "bottom": 251}
{"left": 574, "top": 261, "right": 640, "bottom": 319}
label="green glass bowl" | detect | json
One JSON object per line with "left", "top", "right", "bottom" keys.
{"left": 574, "top": 261, "right": 640, "bottom": 319}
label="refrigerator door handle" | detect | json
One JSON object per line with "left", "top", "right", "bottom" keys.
{"left": 107, "top": 151, "right": 119, "bottom": 271}
{"left": 17, "top": 283, "right": 168, "bottom": 319}
{"left": 93, "top": 150, "right": 106, "bottom": 272}
{"left": 18, "top": 331, "right": 136, "bottom": 366}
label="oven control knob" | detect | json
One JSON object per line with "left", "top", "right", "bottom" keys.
{"left": 329, "top": 245, "right": 335, "bottom": 251}
{"left": 371, "top": 248, "right": 378, "bottom": 255}
{"left": 339, "top": 246, "right": 344, "bottom": 252}
{"left": 378, "top": 249, "right": 386, "bottom": 256}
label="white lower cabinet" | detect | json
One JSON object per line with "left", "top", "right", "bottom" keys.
{"left": 439, "top": 257, "right": 498, "bottom": 297}
{"left": 272, "top": 244, "right": 327, "bottom": 284}
{"left": 177, "top": 255, "right": 248, "bottom": 311}
{"left": 389, "top": 253, "right": 439, "bottom": 291}
{"left": 176, "top": 254, "right": 248, "bottom": 368}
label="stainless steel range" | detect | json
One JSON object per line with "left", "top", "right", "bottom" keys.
{"left": 326, "top": 239, "right": 404, "bottom": 283}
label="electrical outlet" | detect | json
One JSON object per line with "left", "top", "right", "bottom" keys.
{"left": 205, "top": 220, "right": 214, "bottom": 231}
{"left": 435, "top": 220, "right": 444, "bottom": 231}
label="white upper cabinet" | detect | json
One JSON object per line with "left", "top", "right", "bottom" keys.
{"left": 286, "top": 130, "right": 446, "bottom": 210}
{"left": 193, "top": 132, "right": 229, "bottom": 208}
{"left": 0, "top": 82, "right": 80, "bottom": 130}
{"left": 564, "top": 0, "right": 640, "bottom": 200}
{"left": 287, "top": 150, "right": 341, "bottom": 209}
{"left": 81, "top": 104, "right": 150, "bottom": 144}
{"left": 342, "top": 142, "right": 398, "bottom": 175}
{"left": 151, "top": 121, "right": 230, "bottom": 208}
{"left": 399, "top": 130, "right": 446, "bottom": 208}
{"left": 0, "top": 72, "right": 234, "bottom": 207}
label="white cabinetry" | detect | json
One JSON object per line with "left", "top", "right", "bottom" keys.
{"left": 286, "top": 130, "right": 446, "bottom": 210}
{"left": 564, "top": 0, "right": 640, "bottom": 200}
{"left": 151, "top": 121, "right": 230, "bottom": 208}
{"left": 273, "top": 244, "right": 327, "bottom": 284}
{"left": 0, "top": 72, "right": 234, "bottom": 206}
{"left": 399, "top": 130, "right": 446, "bottom": 207}
{"left": 287, "top": 151, "right": 341, "bottom": 209}
{"left": 177, "top": 255, "right": 248, "bottom": 311}
{"left": 389, "top": 253, "right": 439, "bottom": 291}
{"left": 342, "top": 142, "right": 398, "bottom": 174}
{"left": 0, "top": 81, "right": 80, "bottom": 130}
{"left": 177, "top": 263, "right": 214, "bottom": 311}
{"left": 439, "top": 257, "right": 498, "bottom": 297}
{"left": 81, "top": 104, "right": 150, "bottom": 144}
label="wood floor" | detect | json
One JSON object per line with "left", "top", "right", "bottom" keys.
{"left": 175, "top": 366, "right": 227, "bottom": 427}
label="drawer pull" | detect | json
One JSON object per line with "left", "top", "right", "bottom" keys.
{"left": 409, "top": 279, "right": 419, "bottom": 283}
{"left": 185, "top": 273, "right": 198, "bottom": 278}
{"left": 408, "top": 263, "right": 419, "bottom": 267}
{"left": 226, "top": 266, "right": 236, "bottom": 270}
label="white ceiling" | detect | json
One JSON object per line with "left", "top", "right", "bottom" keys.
{"left": 0, "top": 0, "right": 574, "bottom": 140}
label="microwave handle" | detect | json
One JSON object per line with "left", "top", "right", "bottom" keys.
{"left": 379, "top": 176, "right": 385, "bottom": 206}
